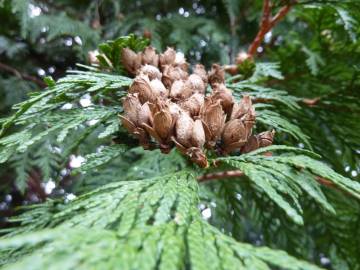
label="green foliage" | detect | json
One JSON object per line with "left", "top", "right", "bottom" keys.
{"left": 250, "top": 62, "right": 285, "bottom": 82}
{"left": 26, "top": 13, "right": 100, "bottom": 48}
{"left": 7, "top": 0, "right": 99, "bottom": 49}
{"left": 0, "top": 0, "right": 360, "bottom": 269}
{"left": 0, "top": 172, "right": 323, "bottom": 270}
{"left": 228, "top": 82, "right": 300, "bottom": 111}
{"left": 97, "top": 34, "right": 150, "bottom": 73}
{"left": 77, "top": 144, "right": 128, "bottom": 174}
{"left": 301, "top": 47, "right": 325, "bottom": 76}
{"left": 215, "top": 145, "right": 360, "bottom": 225}
{"left": 256, "top": 107, "right": 311, "bottom": 148}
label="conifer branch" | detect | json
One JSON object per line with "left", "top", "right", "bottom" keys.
{"left": 247, "top": 0, "right": 296, "bottom": 57}
{"left": 224, "top": 1, "right": 296, "bottom": 76}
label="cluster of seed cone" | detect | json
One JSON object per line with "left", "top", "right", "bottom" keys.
{"left": 119, "top": 46, "right": 274, "bottom": 167}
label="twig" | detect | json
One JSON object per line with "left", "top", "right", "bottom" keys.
{"left": 251, "top": 96, "right": 321, "bottom": 107}
{"left": 315, "top": 176, "right": 334, "bottom": 187}
{"left": 248, "top": 0, "right": 296, "bottom": 57}
{"left": 0, "top": 62, "right": 46, "bottom": 88}
{"left": 197, "top": 169, "right": 336, "bottom": 190}
{"left": 197, "top": 170, "right": 244, "bottom": 183}
{"left": 302, "top": 97, "right": 320, "bottom": 106}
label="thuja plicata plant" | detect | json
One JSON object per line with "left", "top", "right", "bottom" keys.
{"left": 119, "top": 47, "right": 274, "bottom": 167}
{"left": 0, "top": 3, "right": 359, "bottom": 270}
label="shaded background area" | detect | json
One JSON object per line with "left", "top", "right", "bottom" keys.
{"left": 0, "top": 0, "right": 359, "bottom": 268}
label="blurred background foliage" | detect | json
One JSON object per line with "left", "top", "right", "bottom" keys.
{"left": 0, "top": 0, "right": 359, "bottom": 269}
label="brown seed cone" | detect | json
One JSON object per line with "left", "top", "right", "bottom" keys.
{"left": 240, "top": 135, "right": 259, "bottom": 154}
{"left": 208, "top": 64, "right": 225, "bottom": 87}
{"left": 120, "top": 94, "right": 152, "bottom": 149}
{"left": 159, "top": 47, "right": 176, "bottom": 68}
{"left": 179, "top": 93, "right": 204, "bottom": 117}
{"left": 128, "top": 75, "right": 155, "bottom": 104}
{"left": 119, "top": 115, "right": 150, "bottom": 150}
{"left": 121, "top": 48, "right": 142, "bottom": 75}
{"left": 173, "top": 113, "right": 205, "bottom": 149}
{"left": 137, "top": 102, "right": 152, "bottom": 126}
{"left": 142, "top": 99, "right": 178, "bottom": 153}
{"left": 187, "top": 147, "right": 208, "bottom": 168}
{"left": 174, "top": 52, "right": 188, "bottom": 71}
{"left": 185, "top": 74, "right": 206, "bottom": 94}
{"left": 222, "top": 119, "right": 247, "bottom": 147}
{"left": 149, "top": 79, "right": 168, "bottom": 98}
{"left": 172, "top": 117, "right": 208, "bottom": 168}
{"left": 153, "top": 109, "right": 173, "bottom": 141}
{"left": 141, "top": 46, "right": 159, "bottom": 67}
{"left": 170, "top": 80, "right": 194, "bottom": 100}
{"left": 191, "top": 119, "right": 206, "bottom": 148}
{"left": 193, "top": 64, "right": 208, "bottom": 85}
{"left": 119, "top": 114, "right": 136, "bottom": 134}
{"left": 133, "top": 127, "right": 151, "bottom": 149}
{"left": 171, "top": 137, "right": 208, "bottom": 168}
{"left": 170, "top": 80, "right": 185, "bottom": 99}
{"left": 175, "top": 111, "right": 194, "bottom": 148}
{"left": 200, "top": 98, "right": 226, "bottom": 147}
{"left": 258, "top": 130, "right": 275, "bottom": 148}
{"left": 122, "top": 93, "right": 142, "bottom": 124}
{"left": 241, "top": 130, "right": 275, "bottom": 154}
{"left": 211, "top": 83, "right": 234, "bottom": 116}
{"left": 221, "top": 119, "right": 248, "bottom": 153}
{"left": 230, "top": 95, "right": 255, "bottom": 121}
{"left": 162, "top": 65, "right": 189, "bottom": 88}
{"left": 119, "top": 46, "right": 271, "bottom": 166}
{"left": 138, "top": 65, "right": 162, "bottom": 80}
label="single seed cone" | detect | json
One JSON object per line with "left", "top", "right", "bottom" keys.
{"left": 179, "top": 93, "right": 204, "bottom": 117}
{"left": 159, "top": 47, "right": 176, "bottom": 68}
{"left": 208, "top": 63, "right": 225, "bottom": 87}
{"left": 186, "top": 74, "right": 206, "bottom": 94}
{"left": 138, "top": 65, "right": 162, "bottom": 80}
{"left": 141, "top": 46, "right": 159, "bottom": 67}
{"left": 211, "top": 83, "right": 234, "bottom": 116}
{"left": 122, "top": 48, "right": 142, "bottom": 75}
{"left": 193, "top": 64, "right": 208, "bottom": 85}
{"left": 200, "top": 98, "right": 226, "bottom": 147}
{"left": 222, "top": 119, "right": 248, "bottom": 153}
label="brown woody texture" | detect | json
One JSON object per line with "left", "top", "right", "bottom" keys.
{"left": 119, "top": 46, "right": 275, "bottom": 167}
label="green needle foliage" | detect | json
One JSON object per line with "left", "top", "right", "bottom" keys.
{"left": 0, "top": 0, "right": 359, "bottom": 269}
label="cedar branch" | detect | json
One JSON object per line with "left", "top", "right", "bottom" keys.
{"left": 248, "top": 0, "right": 296, "bottom": 57}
